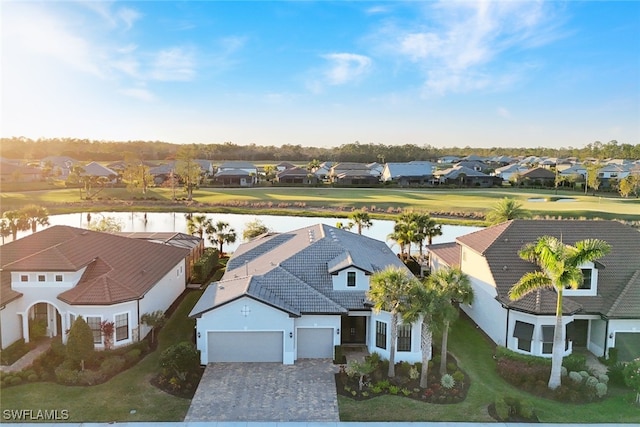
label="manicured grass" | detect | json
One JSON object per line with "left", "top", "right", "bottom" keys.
{"left": 2, "top": 186, "right": 639, "bottom": 223}
{"left": 0, "top": 290, "right": 203, "bottom": 423}
{"left": 338, "top": 315, "right": 640, "bottom": 423}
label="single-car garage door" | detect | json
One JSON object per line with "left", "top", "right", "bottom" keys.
{"left": 297, "top": 328, "right": 334, "bottom": 359}
{"left": 207, "top": 331, "right": 283, "bottom": 362}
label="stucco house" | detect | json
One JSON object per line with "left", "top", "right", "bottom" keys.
{"left": 427, "top": 220, "right": 640, "bottom": 362}
{"left": 214, "top": 161, "right": 257, "bottom": 186}
{"left": 189, "top": 224, "right": 424, "bottom": 364}
{"left": 381, "top": 161, "right": 435, "bottom": 186}
{"left": 0, "top": 226, "right": 191, "bottom": 350}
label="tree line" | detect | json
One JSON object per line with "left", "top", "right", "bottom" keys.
{"left": 2, "top": 137, "right": 638, "bottom": 163}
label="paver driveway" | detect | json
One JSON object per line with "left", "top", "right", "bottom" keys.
{"left": 184, "top": 359, "right": 339, "bottom": 422}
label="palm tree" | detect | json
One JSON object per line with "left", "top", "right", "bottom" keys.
{"left": 208, "top": 221, "right": 237, "bottom": 254}
{"left": 348, "top": 210, "right": 372, "bottom": 235}
{"left": 387, "top": 222, "right": 414, "bottom": 259}
{"left": 402, "top": 279, "right": 449, "bottom": 387}
{"left": 0, "top": 218, "right": 10, "bottom": 244}
{"left": 2, "top": 210, "right": 28, "bottom": 241}
{"left": 486, "top": 197, "right": 530, "bottom": 224}
{"left": 509, "top": 236, "right": 610, "bottom": 389}
{"left": 429, "top": 266, "right": 473, "bottom": 376}
{"left": 186, "top": 214, "right": 212, "bottom": 239}
{"left": 20, "top": 204, "right": 50, "bottom": 233}
{"left": 415, "top": 213, "right": 442, "bottom": 251}
{"left": 367, "top": 266, "right": 416, "bottom": 378}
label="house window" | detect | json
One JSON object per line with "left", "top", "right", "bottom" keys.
{"left": 55, "top": 274, "right": 63, "bottom": 282}
{"left": 397, "top": 324, "right": 411, "bottom": 352}
{"left": 20, "top": 275, "right": 28, "bottom": 282}
{"left": 86, "top": 316, "right": 102, "bottom": 344}
{"left": 376, "top": 321, "right": 387, "bottom": 349}
{"left": 115, "top": 313, "right": 129, "bottom": 342}
{"left": 347, "top": 272, "right": 356, "bottom": 287}
{"left": 579, "top": 269, "right": 592, "bottom": 290}
{"left": 541, "top": 325, "right": 554, "bottom": 354}
{"left": 38, "top": 274, "right": 46, "bottom": 282}
{"left": 513, "top": 321, "right": 534, "bottom": 352}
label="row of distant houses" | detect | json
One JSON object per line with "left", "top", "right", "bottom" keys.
{"left": 2, "top": 155, "right": 639, "bottom": 188}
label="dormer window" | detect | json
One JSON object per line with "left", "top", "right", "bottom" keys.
{"left": 38, "top": 275, "right": 46, "bottom": 282}
{"left": 347, "top": 272, "right": 356, "bottom": 287}
{"left": 55, "top": 274, "right": 63, "bottom": 282}
{"left": 579, "top": 269, "right": 592, "bottom": 289}
{"left": 20, "top": 275, "right": 28, "bottom": 282}
{"left": 565, "top": 263, "right": 598, "bottom": 296}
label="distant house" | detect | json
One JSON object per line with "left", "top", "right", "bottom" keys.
{"left": 454, "top": 160, "right": 488, "bottom": 173}
{"left": 214, "top": 161, "right": 257, "bottom": 186}
{"left": 519, "top": 167, "right": 557, "bottom": 187}
{"left": 437, "top": 156, "right": 461, "bottom": 164}
{"left": 81, "top": 162, "right": 118, "bottom": 183}
{"left": 494, "top": 164, "right": 529, "bottom": 182}
{"left": 0, "top": 226, "right": 190, "bottom": 350}
{"left": 598, "top": 164, "right": 630, "bottom": 188}
{"left": 0, "top": 160, "right": 42, "bottom": 182}
{"left": 189, "top": 224, "right": 424, "bottom": 364}
{"left": 330, "top": 163, "right": 379, "bottom": 185}
{"left": 433, "top": 165, "right": 499, "bottom": 187}
{"left": 381, "top": 161, "right": 434, "bottom": 186}
{"left": 559, "top": 164, "right": 587, "bottom": 180}
{"left": 40, "top": 156, "right": 77, "bottom": 178}
{"left": 276, "top": 167, "right": 318, "bottom": 185}
{"left": 313, "top": 161, "right": 334, "bottom": 181}
{"left": 276, "top": 162, "right": 297, "bottom": 172}
{"left": 427, "top": 220, "right": 640, "bottom": 362}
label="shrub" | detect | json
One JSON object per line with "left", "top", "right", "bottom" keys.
{"left": 124, "top": 349, "right": 142, "bottom": 364}
{"left": 568, "top": 371, "right": 583, "bottom": 384}
{"left": 563, "top": 353, "right": 587, "bottom": 372}
{"left": 598, "top": 373, "right": 609, "bottom": 384}
{"left": 191, "top": 248, "right": 219, "bottom": 283}
{"left": 561, "top": 366, "right": 568, "bottom": 377}
{"left": 578, "top": 370, "right": 590, "bottom": 379}
{"left": 77, "top": 369, "right": 105, "bottom": 386}
{"left": 607, "top": 348, "right": 618, "bottom": 365}
{"left": 366, "top": 351, "right": 382, "bottom": 366}
{"left": 29, "top": 318, "right": 47, "bottom": 340}
{"left": 54, "top": 366, "right": 80, "bottom": 385}
{"left": 409, "top": 366, "right": 420, "bottom": 380}
{"left": 0, "top": 339, "right": 31, "bottom": 365}
{"left": 585, "top": 376, "right": 599, "bottom": 388}
{"left": 66, "top": 316, "right": 95, "bottom": 371}
{"left": 388, "top": 385, "right": 400, "bottom": 395}
{"left": 495, "top": 398, "right": 510, "bottom": 420}
{"left": 607, "top": 362, "right": 627, "bottom": 386}
{"left": 159, "top": 341, "right": 200, "bottom": 381}
{"left": 100, "top": 356, "right": 126, "bottom": 377}
{"left": 520, "top": 400, "right": 534, "bottom": 419}
{"left": 333, "top": 345, "right": 346, "bottom": 364}
{"left": 9, "top": 376, "right": 22, "bottom": 386}
{"left": 452, "top": 370, "right": 465, "bottom": 384}
{"left": 595, "top": 382, "right": 608, "bottom": 398}
{"left": 440, "top": 374, "right": 455, "bottom": 389}
{"left": 447, "top": 362, "right": 457, "bottom": 372}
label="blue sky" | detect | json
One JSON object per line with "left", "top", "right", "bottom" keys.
{"left": 2, "top": 1, "right": 638, "bottom": 149}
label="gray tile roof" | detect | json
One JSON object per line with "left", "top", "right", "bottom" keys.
{"left": 456, "top": 220, "right": 640, "bottom": 317}
{"left": 190, "top": 224, "right": 409, "bottom": 317}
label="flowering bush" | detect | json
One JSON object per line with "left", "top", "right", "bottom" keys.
{"left": 623, "top": 358, "right": 640, "bottom": 405}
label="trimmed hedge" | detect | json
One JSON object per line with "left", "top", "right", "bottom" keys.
{"left": 191, "top": 248, "right": 219, "bottom": 283}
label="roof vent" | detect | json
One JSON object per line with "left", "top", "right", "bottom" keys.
{"left": 218, "top": 284, "right": 225, "bottom": 290}
{"left": 503, "top": 265, "right": 508, "bottom": 271}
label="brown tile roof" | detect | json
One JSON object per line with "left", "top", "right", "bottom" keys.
{"left": 427, "top": 242, "right": 460, "bottom": 267}
{"left": 1, "top": 226, "right": 189, "bottom": 305}
{"left": 457, "top": 220, "right": 640, "bottom": 317}
{"left": 520, "top": 167, "right": 556, "bottom": 179}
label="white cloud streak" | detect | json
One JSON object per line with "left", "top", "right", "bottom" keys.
{"left": 378, "top": 1, "right": 565, "bottom": 96}
{"left": 322, "top": 53, "right": 372, "bottom": 85}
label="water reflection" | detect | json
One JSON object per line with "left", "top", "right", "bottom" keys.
{"left": 11, "top": 211, "right": 481, "bottom": 253}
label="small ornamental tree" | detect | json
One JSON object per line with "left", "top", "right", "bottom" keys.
{"left": 623, "top": 358, "right": 640, "bottom": 405}
{"left": 141, "top": 310, "right": 166, "bottom": 344}
{"left": 66, "top": 316, "right": 95, "bottom": 371}
{"left": 100, "top": 320, "right": 115, "bottom": 350}
{"left": 159, "top": 341, "right": 200, "bottom": 382}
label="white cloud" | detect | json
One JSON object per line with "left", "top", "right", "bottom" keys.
{"left": 150, "top": 47, "right": 197, "bottom": 81}
{"left": 497, "top": 107, "right": 511, "bottom": 119}
{"left": 119, "top": 87, "right": 155, "bottom": 101}
{"left": 321, "top": 53, "right": 372, "bottom": 85}
{"left": 378, "top": 1, "right": 565, "bottom": 95}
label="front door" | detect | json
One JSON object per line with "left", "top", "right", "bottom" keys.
{"left": 572, "top": 320, "right": 589, "bottom": 347}
{"left": 341, "top": 316, "right": 367, "bottom": 344}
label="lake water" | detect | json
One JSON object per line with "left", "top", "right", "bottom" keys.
{"left": 8, "top": 212, "right": 481, "bottom": 253}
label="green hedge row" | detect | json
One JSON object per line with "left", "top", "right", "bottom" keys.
{"left": 192, "top": 248, "right": 219, "bottom": 283}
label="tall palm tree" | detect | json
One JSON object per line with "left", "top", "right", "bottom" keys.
{"left": 402, "top": 279, "right": 449, "bottom": 387}
{"left": 486, "top": 197, "right": 530, "bottom": 224}
{"left": 208, "top": 221, "right": 237, "bottom": 254}
{"left": 2, "top": 210, "right": 27, "bottom": 241}
{"left": 0, "top": 218, "right": 11, "bottom": 244}
{"left": 186, "top": 214, "right": 212, "bottom": 239}
{"left": 348, "top": 210, "right": 372, "bottom": 235}
{"left": 415, "top": 213, "right": 442, "bottom": 251}
{"left": 509, "top": 236, "right": 610, "bottom": 389}
{"left": 367, "top": 266, "right": 416, "bottom": 378}
{"left": 429, "top": 266, "right": 473, "bottom": 376}
{"left": 20, "top": 204, "right": 50, "bottom": 233}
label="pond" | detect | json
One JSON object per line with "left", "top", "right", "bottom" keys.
{"left": 10, "top": 212, "right": 481, "bottom": 253}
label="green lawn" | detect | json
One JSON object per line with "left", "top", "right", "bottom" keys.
{"left": 339, "top": 315, "right": 640, "bottom": 423}
{"left": 2, "top": 186, "right": 639, "bottom": 223}
{"left": 0, "top": 290, "right": 203, "bottom": 423}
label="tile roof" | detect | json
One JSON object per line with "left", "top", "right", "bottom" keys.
{"left": 457, "top": 220, "right": 640, "bottom": 317}
{"left": 1, "top": 226, "right": 189, "bottom": 305}
{"left": 190, "top": 224, "right": 408, "bottom": 317}
{"left": 427, "top": 242, "right": 460, "bottom": 267}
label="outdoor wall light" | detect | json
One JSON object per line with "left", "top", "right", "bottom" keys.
{"left": 609, "top": 333, "right": 614, "bottom": 339}
{"left": 337, "top": 328, "right": 340, "bottom": 335}
{"left": 197, "top": 332, "right": 201, "bottom": 338}
{"left": 289, "top": 332, "right": 293, "bottom": 338}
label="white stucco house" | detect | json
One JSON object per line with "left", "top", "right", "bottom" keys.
{"left": 0, "top": 226, "right": 192, "bottom": 350}
{"left": 427, "top": 220, "right": 640, "bottom": 362}
{"left": 189, "top": 224, "right": 424, "bottom": 365}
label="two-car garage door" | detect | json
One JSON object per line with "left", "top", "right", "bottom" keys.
{"left": 207, "top": 331, "right": 283, "bottom": 362}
